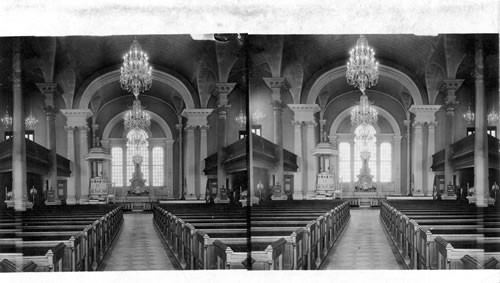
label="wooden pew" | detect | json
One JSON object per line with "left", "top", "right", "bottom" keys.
{"left": 0, "top": 242, "right": 66, "bottom": 271}
{"left": 0, "top": 258, "right": 37, "bottom": 272}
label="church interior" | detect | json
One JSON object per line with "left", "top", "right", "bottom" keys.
{"left": 0, "top": 33, "right": 499, "bottom": 272}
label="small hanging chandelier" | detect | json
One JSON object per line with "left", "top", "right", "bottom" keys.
{"left": 120, "top": 38, "right": 153, "bottom": 98}
{"left": 351, "top": 94, "right": 378, "bottom": 126}
{"left": 124, "top": 99, "right": 151, "bottom": 131}
{"left": 346, "top": 35, "right": 379, "bottom": 94}
{"left": 487, "top": 108, "right": 499, "bottom": 125}
{"left": 25, "top": 111, "right": 38, "bottom": 130}
{"left": 252, "top": 110, "right": 266, "bottom": 125}
{"left": 235, "top": 109, "right": 247, "bottom": 128}
{"left": 1, "top": 107, "right": 12, "bottom": 129}
{"left": 463, "top": 104, "right": 475, "bottom": 124}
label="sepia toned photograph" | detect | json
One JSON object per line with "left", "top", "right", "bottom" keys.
{"left": 0, "top": 1, "right": 499, "bottom": 282}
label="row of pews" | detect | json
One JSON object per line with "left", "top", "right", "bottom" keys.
{"left": 0, "top": 205, "right": 123, "bottom": 272}
{"left": 381, "top": 200, "right": 500, "bottom": 270}
{"left": 153, "top": 200, "right": 350, "bottom": 270}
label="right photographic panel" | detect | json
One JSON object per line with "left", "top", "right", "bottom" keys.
{"left": 247, "top": 34, "right": 499, "bottom": 270}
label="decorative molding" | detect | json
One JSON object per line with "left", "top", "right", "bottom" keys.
{"left": 409, "top": 105, "right": 441, "bottom": 123}
{"left": 441, "top": 79, "right": 464, "bottom": 92}
{"left": 215, "top": 82, "right": 236, "bottom": 94}
{"left": 79, "top": 69, "right": 195, "bottom": 110}
{"left": 263, "top": 77, "right": 285, "bottom": 89}
{"left": 216, "top": 104, "right": 231, "bottom": 119}
{"left": 288, "top": 104, "right": 320, "bottom": 123}
{"left": 101, "top": 110, "right": 173, "bottom": 140}
{"left": 306, "top": 64, "right": 423, "bottom": 105}
{"left": 60, "top": 109, "right": 93, "bottom": 127}
{"left": 181, "top": 108, "right": 214, "bottom": 127}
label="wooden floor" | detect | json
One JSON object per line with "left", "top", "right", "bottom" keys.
{"left": 321, "top": 208, "right": 405, "bottom": 270}
{"left": 100, "top": 213, "right": 176, "bottom": 271}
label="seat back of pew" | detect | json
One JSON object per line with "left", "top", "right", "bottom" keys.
{"left": 0, "top": 242, "right": 66, "bottom": 272}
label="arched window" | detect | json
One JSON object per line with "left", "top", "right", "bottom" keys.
{"left": 152, "top": 147, "right": 164, "bottom": 186}
{"left": 111, "top": 147, "right": 123, "bottom": 186}
{"left": 380, "top": 142, "right": 392, "bottom": 182}
{"left": 339, "top": 142, "right": 351, "bottom": 182}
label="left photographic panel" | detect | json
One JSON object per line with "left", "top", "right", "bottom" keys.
{"left": 0, "top": 34, "right": 250, "bottom": 271}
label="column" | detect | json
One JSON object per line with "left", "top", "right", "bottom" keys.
{"left": 11, "top": 38, "right": 29, "bottom": 210}
{"left": 305, "top": 121, "right": 318, "bottom": 199}
{"left": 288, "top": 104, "right": 320, "bottom": 199}
{"left": 292, "top": 121, "right": 303, "bottom": 200}
{"left": 181, "top": 108, "right": 214, "bottom": 200}
{"left": 264, "top": 78, "right": 286, "bottom": 200}
{"left": 427, "top": 122, "right": 437, "bottom": 198}
{"left": 176, "top": 123, "right": 183, "bottom": 199}
{"left": 411, "top": 121, "right": 424, "bottom": 195}
{"left": 122, "top": 144, "right": 127, "bottom": 191}
{"left": 184, "top": 125, "right": 196, "bottom": 199}
{"left": 60, "top": 109, "right": 93, "bottom": 204}
{"left": 393, "top": 135, "right": 402, "bottom": 194}
{"left": 474, "top": 37, "right": 489, "bottom": 207}
{"left": 376, "top": 141, "right": 381, "bottom": 187}
{"left": 148, "top": 144, "right": 153, "bottom": 195}
{"left": 199, "top": 125, "right": 209, "bottom": 200}
{"left": 37, "top": 83, "right": 60, "bottom": 202}
{"left": 215, "top": 83, "right": 235, "bottom": 202}
{"left": 166, "top": 140, "right": 174, "bottom": 199}
{"left": 65, "top": 126, "right": 77, "bottom": 204}
{"left": 403, "top": 119, "right": 411, "bottom": 195}
{"left": 409, "top": 105, "right": 441, "bottom": 196}
{"left": 79, "top": 126, "right": 90, "bottom": 203}
{"left": 441, "top": 79, "right": 463, "bottom": 189}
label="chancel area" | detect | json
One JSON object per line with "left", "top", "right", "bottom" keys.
{"left": 0, "top": 34, "right": 499, "bottom": 272}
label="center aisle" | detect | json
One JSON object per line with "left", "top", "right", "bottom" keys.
{"left": 101, "top": 213, "right": 176, "bottom": 271}
{"left": 321, "top": 208, "right": 404, "bottom": 270}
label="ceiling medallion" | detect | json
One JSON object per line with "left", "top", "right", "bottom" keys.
{"left": 120, "top": 38, "right": 153, "bottom": 98}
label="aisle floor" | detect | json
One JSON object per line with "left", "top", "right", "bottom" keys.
{"left": 321, "top": 208, "right": 404, "bottom": 270}
{"left": 101, "top": 213, "right": 176, "bottom": 271}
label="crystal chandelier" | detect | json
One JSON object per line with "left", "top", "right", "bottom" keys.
{"left": 351, "top": 94, "right": 378, "bottom": 126}
{"left": 25, "top": 111, "right": 38, "bottom": 130}
{"left": 463, "top": 104, "right": 475, "bottom": 124}
{"left": 120, "top": 39, "right": 152, "bottom": 98}
{"left": 235, "top": 109, "right": 247, "bottom": 128}
{"left": 126, "top": 127, "right": 149, "bottom": 150}
{"left": 346, "top": 35, "right": 379, "bottom": 94}
{"left": 1, "top": 108, "right": 12, "bottom": 129}
{"left": 252, "top": 110, "right": 266, "bottom": 125}
{"left": 124, "top": 99, "right": 151, "bottom": 130}
{"left": 487, "top": 108, "right": 499, "bottom": 125}
{"left": 354, "top": 123, "right": 376, "bottom": 151}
